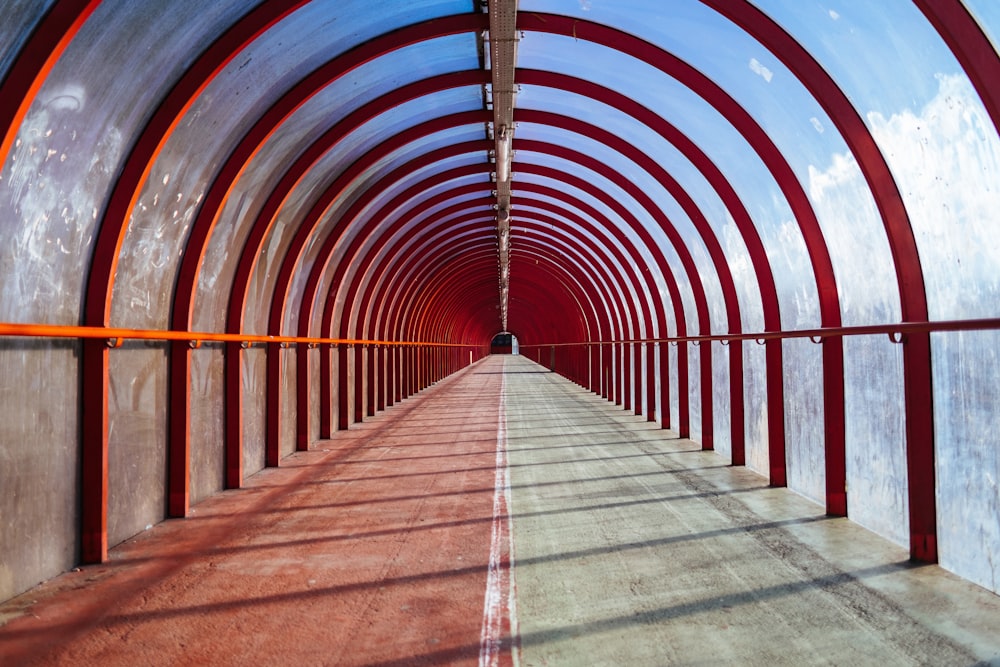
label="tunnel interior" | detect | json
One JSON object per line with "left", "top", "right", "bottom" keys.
{"left": 2, "top": 0, "right": 1000, "bottom": 605}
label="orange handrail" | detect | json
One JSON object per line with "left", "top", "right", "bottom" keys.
{"left": 0, "top": 322, "right": 476, "bottom": 348}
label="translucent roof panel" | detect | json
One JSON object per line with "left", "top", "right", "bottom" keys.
{"left": 519, "top": 0, "right": 842, "bottom": 175}
{"left": 0, "top": 0, "right": 55, "bottom": 81}
{"left": 754, "top": 0, "right": 1000, "bottom": 321}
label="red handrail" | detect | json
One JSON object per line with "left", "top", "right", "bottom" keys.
{"left": 518, "top": 317, "right": 1000, "bottom": 348}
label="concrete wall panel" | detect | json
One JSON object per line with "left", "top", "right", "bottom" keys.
{"left": 107, "top": 344, "right": 167, "bottom": 547}
{"left": 242, "top": 347, "right": 266, "bottom": 479}
{"left": 935, "top": 331, "right": 1000, "bottom": 594}
{"left": 309, "top": 347, "right": 321, "bottom": 445}
{"left": 783, "top": 338, "right": 825, "bottom": 505}
{"left": 0, "top": 341, "right": 78, "bottom": 602}
{"left": 687, "top": 344, "right": 701, "bottom": 443}
{"left": 743, "top": 343, "right": 769, "bottom": 478}
{"left": 712, "top": 341, "right": 732, "bottom": 460}
{"left": 190, "top": 346, "right": 225, "bottom": 505}
{"left": 281, "top": 348, "right": 296, "bottom": 458}
{"left": 843, "top": 336, "right": 908, "bottom": 548}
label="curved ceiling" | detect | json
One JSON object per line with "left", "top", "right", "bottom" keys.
{"left": 3, "top": 1, "right": 1000, "bottom": 576}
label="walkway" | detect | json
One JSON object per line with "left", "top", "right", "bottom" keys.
{"left": 2, "top": 355, "right": 999, "bottom": 665}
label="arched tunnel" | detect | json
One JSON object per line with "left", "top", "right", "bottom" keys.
{"left": 3, "top": 1, "right": 1000, "bottom": 664}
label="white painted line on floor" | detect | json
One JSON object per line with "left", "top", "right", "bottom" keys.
{"left": 479, "top": 358, "right": 519, "bottom": 667}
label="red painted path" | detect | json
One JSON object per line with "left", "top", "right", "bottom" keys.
{"left": 0, "top": 357, "right": 515, "bottom": 666}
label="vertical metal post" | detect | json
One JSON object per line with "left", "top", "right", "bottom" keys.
{"left": 823, "top": 337, "right": 846, "bottom": 514}
{"left": 660, "top": 341, "right": 671, "bottom": 430}
{"left": 375, "top": 346, "right": 385, "bottom": 413}
{"left": 633, "top": 341, "right": 642, "bottom": 416}
{"left": 224, "top": 341, "right": 244, "bottom": 488}
{"left": 367, "top": 345, "right": 377, "bottom": 416}
{"left": 265, "top": 342, "right": 282, "bottom": 467}
{"left": 621, "top": 342, "right": 629, "bottom": 408}
{"left": 905, "top": 332, "right": 937, "bottom": 561}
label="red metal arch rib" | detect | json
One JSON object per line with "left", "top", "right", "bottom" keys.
{"left": 78, "top": 0, "right": 309, "bottom": 559}
{"left": 517, "top": 67, "right": 786, "bottom": 462}
{"left": 380, "top": 250, "right": 591, "bottom": 393}
{"left": 173, "top": 14, "right": 487, "bottom": 333}
{"left": 913, "top": 0, "right": 1000, "bottom": 138}
{"left": 393, "top": 220, "right": 620, "bottom": 368}
{"left": 517, "top": 110, "right": 722, "bottom": 445}
{"left": 514, "top": 143, "right": 692, "bottom": 431}
{"left": 369, "top": 227, "right": 504, "bottom": 404}
{"left": 517, "top": 160, "right": 696, "bottom": 426}
{"left": 313, "top": 195, "right": 493, "bottom": 432}
{"left": 260, "top": 65, "right": 772, "bottom": 456}
{"left": 701, "top": 0, "right": 934, "bottom": 560}
{"left": 310, "top": 115, "right": 710, "bottom": 440}
{"left": 515, "top": 181, "right": 669, "bottom": 414}
{"left": 251, "top": 154, "right": 490, "bottom": 465}
{"left": 239, "top": 115, "right": 488, "bottom": 461}
{"left": 348, "top": 212, "right": 615, "bottom": 416}
{"left": 241, "top": 71, "right": 490, "bottom": 339}
{"left": 337, "top": 178, "right": 656, "bottom": 407}
{"left": 317, "top": 175, "right": 493, "bottom": 431}
{"left": 0, "top": 0, "right": 100, "bottom": 561}
{"left": 516, "top": 111, "right": 734, "bottom": 467}
{"left": 282, "top": 134, "right": 679, "bottom": 438}
{"left": 516, "top": 224, "right": 640, "bottom": 393}
{"left": 304, "top": 211, "right": 495, "bottom": 431}
{"left": 327, "top": 146, "right": 705, "bottom": 414}
{"left": 356, "top": 180, "right": 662, "bottom": 403}
{"left": 520, "top": 12, "right": 851, "bottom": 505}
{"left": 377, "top": 236, "right": 602, "bottom": 377}
{"left": 174, "top": 16, "right": 486, "bottom": 489}
{"left": 415, "top": 246, "right": 595, "bottom": 352}
{"left": 276, "top": 110, "right": 490, "bottom": 444}
{"left": 174, "top": 85, "right": 489, "bottom": 509}
{"left": 510, "top": 257, "right": 606, "bottom": 371}
{"left": 513, "top": 201, "right": 656, "bottom": 410}
{"left": 343, "top": 222, "right": 516, "bottom": 416}
{"left": 349, "top": 234, "right": 499, "bottom": 421}
{"left": 362, "top": 231, "right": 498, "bottom": 410}
{"left": 286, "top": 129, "right": 688, "bottom": 444}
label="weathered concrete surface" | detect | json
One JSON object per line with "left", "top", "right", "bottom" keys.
{"left": 503, "top": 355, "right": 1000, "bottom": 666}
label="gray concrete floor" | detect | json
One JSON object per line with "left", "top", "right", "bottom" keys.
{"left": 502, "top": 355, "right": 1000, "bottom": 666}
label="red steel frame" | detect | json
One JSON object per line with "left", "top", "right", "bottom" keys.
{"left": 517, "top": 68, "right": 785, "bottom": 465}
{"left": 10, "top": 2, "right": 991, "bottom": 565}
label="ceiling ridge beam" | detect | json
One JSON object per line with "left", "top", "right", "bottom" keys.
{"left": 488, "top": 0, "right": 517, "bottom": 329}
